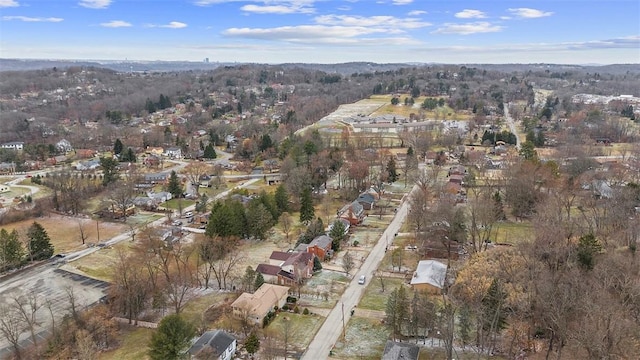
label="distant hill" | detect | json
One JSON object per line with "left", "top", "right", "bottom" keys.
{"left": 1, "top": 58, "right": 638, "bottom": 75}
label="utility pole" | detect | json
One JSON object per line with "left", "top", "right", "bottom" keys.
{"left": 96, "top": 219, "right": 100, "bottom": 244}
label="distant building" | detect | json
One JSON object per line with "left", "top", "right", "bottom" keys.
{"left": 0, "top": 141, "right": 24, "bottom": 151}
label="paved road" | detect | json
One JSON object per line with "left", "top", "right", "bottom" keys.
{"left": 302, "top": 184, "right": 415, "bottom": 359}
{"left": 504, "top": 103, "right": 520, "bottom": 150}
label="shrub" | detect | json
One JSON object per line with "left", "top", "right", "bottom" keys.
{"left": 282, "top": 304, "right": 289, "bottom": 311}
{"left": 353, "top": 240, "right": 359, "bottom": 246}
{"left": 286, "top": 296, "right": 297, "bottom": 303}
{"left": 303, "top": 308, "right": 310, "bottom": 315}
{"left": 293, "top": 306, "right": 300, "bottom": 314}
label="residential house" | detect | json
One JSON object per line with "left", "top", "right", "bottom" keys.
{"left": 410, "top": 260, "right": 447, "bottom": 294}
{"left": 164, "top": 147, "right": 182, "bottom": 159}
{"left": 56, "top": 139, "right": 73, "bottom": 153}
{"left": 198, "top": 174, "right": 212, "bottom": 188}
{"left": 74, "top": 159, "right": 101, "bottom": 171}
{"left": 145, "top": 146, "right": 164, "bottom": 157}
{"left": 256, "top": 263, "right": 281, "bottom": 284}
{"left": 188, "top": 330, "right": 236, "bottom": 360}
{"left": 448, "top": 165, "right": 466, "bottom": 176}
{"left": 338, "top": 201, "right": 365, "bottom": 225}
{"left": 268, "top": 251, "right": 292, "bottom": 266}
{"left": 327, "top": 218, "right": 350, "bottom": 235}
{"left": 148, "top": 191, "right": 172, "bottom": 203}
{"left": 143, "top": 154, "right": 161, "bottom": 168}
{"left": 144, "top": 172, "right": 169, "bottom": 184}
{"left": 307, "top": 235, "right": 333, "bottom": 261}
{"left": 382, "top": 340, "right": 419, "bottom": 360}
{"left": 280, "top": 252, "right": 314, "bottom": 280}
{"left": 230, "top": 284, "right": 289, "bottom": 325}
{"left": 132, "top": 196, "right": 158, "bottom": 211}
{"left": 356, "top": 193, "right": 376, "bottom": 210}
{"left": 74, "top": 149, "right": 96, "bottom": 159}
{"left": 0, "top": 184, "right": 10, "bottom": 193}
{"left": 448, "top": 174, "right": 464, "bottom": 185}
{"left": 0, "top": 162, "right": 16, "bottom": 174}
{"left": 0, "top": 141, "right": 24, "bottom": 151}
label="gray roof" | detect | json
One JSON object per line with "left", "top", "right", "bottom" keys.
{"left": 309, "top": 235, "right": 332, "bottom": 249}
{"left": 382, "top": 340, "right": 419, "bottom": 360}
{"left": 410, "top": 260, "right": 447, "bottom": 289}
{"left": 188, "top": 330, "right": 235, "bottom": 357}
{"left": 357, "top": 193, "right": 375, "bottom": 204}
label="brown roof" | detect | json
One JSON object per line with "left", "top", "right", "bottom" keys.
{"left": 231, "top": 284, "right": 289, "bottom": 319}
{"left": 256, "top": 263, "right": 280, "bottom": 276}
{"left": 269, "top": 251, "right": 291, "bottom": 262}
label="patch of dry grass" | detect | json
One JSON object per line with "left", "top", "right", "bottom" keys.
{"left": 2, "top": 215, "right": 128, "bottom": 254}
{"left": 99, "top": 326, "right": 153, "bottom": 360}
{"left": 331, "top": 316, "right": 390, "bottom": 359}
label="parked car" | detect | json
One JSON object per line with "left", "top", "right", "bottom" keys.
{"left": 184, "top": 211, "right": 193, "bottom": 218}
{"left": 358, "top": 275, "right": 366, "bottom": 285}
{"left": 172, "top": 220, "right": 182, "bottom": 226}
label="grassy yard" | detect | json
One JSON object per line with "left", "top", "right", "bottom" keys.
{"left": 358, "top": 277, "right": 405, "bottom": 311}
{"left": 491, "top": 221, "right": 534, "bottom": 244}
{"left": 163, "top": 198, "right": 195, "bottom": 210}
{"left": 267, "top": 312, "right": 324, "bottom": 350}
{"left": 99, "top": 326, "right": 153, "bottom": 360}
{"left": 298, "top": 270, "right": 350, "bottom": 308}
{"left": 331, "top": 316, "right": 390, "bottom": 359}
{"left": 181, "top": 291, "right": 238, "bottom": 327}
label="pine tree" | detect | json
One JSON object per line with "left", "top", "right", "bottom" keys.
{"left": 148, "top": 314, "right": 195, "bottom": 360}
{"left": 254, "top": 272, "right": 265, "bottom": 290}
{"left": 313, "top": 256, "right": 322, "bottom": 271}
{"left": 274, "top": 184, "right": 290, "bottom": 213}
{"left": 100, "top": 157, "right": 120, "bottom": 186}
{"left": 329, "top": 220, "right": 346, "bottom": 251}
{"left": 203, "top": 143, "right": 217, "bottom": 159}
{"left": 245, "top": 331, "right": 260, "bottom": 358}
{"left": 27, "top": 222, "right": 54, "bottom": 261}
{"left": 0, "top": 229, "right": 24, "bottom": 270}
{"left": 113, "top": 138, "right": 123, "bottom": 155}
{"left": 577, "top": 233, "right": 602, "bottom": 271}
{"left": 299, "top": 187, "right": 314, "bottom": 224}
{"left": 167, "top": 170, "right": 183, "bottom": 199}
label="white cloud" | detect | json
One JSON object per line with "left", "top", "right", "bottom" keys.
{"left": 79, "top": 0, "right": 111, "bottom": 9}
{"left": 455, "top": 9, "right": 486, "bottom": 19}
{"left": 500, "top": 16, "right": 511, "bottom": 20}
{"left": 392, "top": 0, "right": 413, "bottom": 5}
{"left": 224, "top": 25, "right": 385, "bottom": 41}
{"left": 314, "top": 15, "right": 430, "bottom": 30}
{"left": 0, "top": 0, "right": 19, "bottom": 8}
{"left": 432, "top": 22, "right": 503, "bottom": 35}
{"left": 162, "top": 21, "right": 187, "bottom": 28}
{"left": 408, "top": 10, "right": 427, "bottom": 16}
{"left": 507, "top": 8, "right": 553, "bottom": 18}
{"left": 100, "top": 20, "right": 132, "bottom": 28}
{"left": 145, "top": 21, "right": 188, "bottom": 28}
{"left": 2, "top": 15, "right": 63, "bottom": 22}
{"left": 241, "top": 4, "right": 314, "bottom": 14}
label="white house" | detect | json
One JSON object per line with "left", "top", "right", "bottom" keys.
{"left": 0, "top": 141, "right": 24, "bottom": 151}
{"left": 164, "top": 147, "right": 182, "bottom": 159}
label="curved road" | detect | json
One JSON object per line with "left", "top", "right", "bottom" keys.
{"left": 302, "top": 184, "right": 415, "bottom": 359}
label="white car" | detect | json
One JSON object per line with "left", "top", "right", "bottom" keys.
{"left": 358, "top": 275, "right": 366, "bottom": 285}
{"left": 184, "top": 211, "right": 193, "bottom": 218}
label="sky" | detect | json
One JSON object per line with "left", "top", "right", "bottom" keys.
{"left": 0, "top": 0, "right": 639, "bottom": 64}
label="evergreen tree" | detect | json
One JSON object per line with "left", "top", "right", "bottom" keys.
{"left": 519, "top": 141, "right": 538, "bottom": 161}
{"left": 386, "top": 156, "right": 398, "bottom": 182}
{"left": 195, "top": 193, "right": 209, "bottom": 213}
{"left": 167, "top": 170, "right": 183, "bottom": 199}
{"left": 254, "top": 272, "right": 265, "bottom": 290}
{"left": 100, "top": 157, "right": 120, "bottom": 186}
{"left": 145, "top": 98, "right": 157, "bottom": 113}
{"left": 274, "top": 184, "right": 290, "bottom": 213}
{"left": 246, "top": 201, "right": 273, "bottom": 240}
{"left": 299, "top": 187, "right": 315, "bottom": 224}
{"left": 242, "top": 266, "right": 256, "bottom": 292}
{"left": 245, "top": 331, "right": 260, "bottom": 358}
{"left": 313, "top": 256, "right": 322, "bottom": 271}
{"left": 113, "top": 138, "right": 124, "bottom": 155}
{"left": 481, "top": 279, "right": 507, "bottom": 333}
{"left": 577, "top": 233, "right": 602, "bottom": 271}
{"left": 27, "top": 222, "right": 54, "bottom": 261}
{"left": 259, "top": 134, "right": 273, "bottom": 152}
{"left": 0, "top": 229, "right": 24, "bottom": 270}
{"left": 148, "top": 314, "right": 195, "bottom": 360}
{"left": 329, "top": 220, "right": 346, "bottom": 251}
{"left": 203, "top": 143, "right": 217, "bottom": 159}
{"left": 492, "top": 191, "right": 507, "bottom": 221}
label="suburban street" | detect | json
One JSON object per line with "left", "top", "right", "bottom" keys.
{"left": 302, "top": 184, "right": 415, "bottom": 359}
{"left": 504, "top": 103, "right": 520, "bottom": 150}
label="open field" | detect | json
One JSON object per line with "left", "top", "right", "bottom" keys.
{"left": 69, "top": 242, "right": 134, "bottom": 282}
{"left": 370, "top": 95, "right": 471, "bottom": 121}
{"left": 491, "top": 221, "right": 534, "bottom": 244}
{"left": 2, "top": 214, "right": 129, "bottom": 254}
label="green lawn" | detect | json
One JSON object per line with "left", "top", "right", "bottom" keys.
{"left": 163, "top": 198, "right": 195, "bottom": 210}
{"left": 100, "top": 326, "right": 153, "bottom": 360}
{"left": 358, "top": 277, "right": 405, "bottom": 311}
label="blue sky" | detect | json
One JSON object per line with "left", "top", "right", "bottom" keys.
{"left": 1, "top": 0, "right": 638, "bottom": 64}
